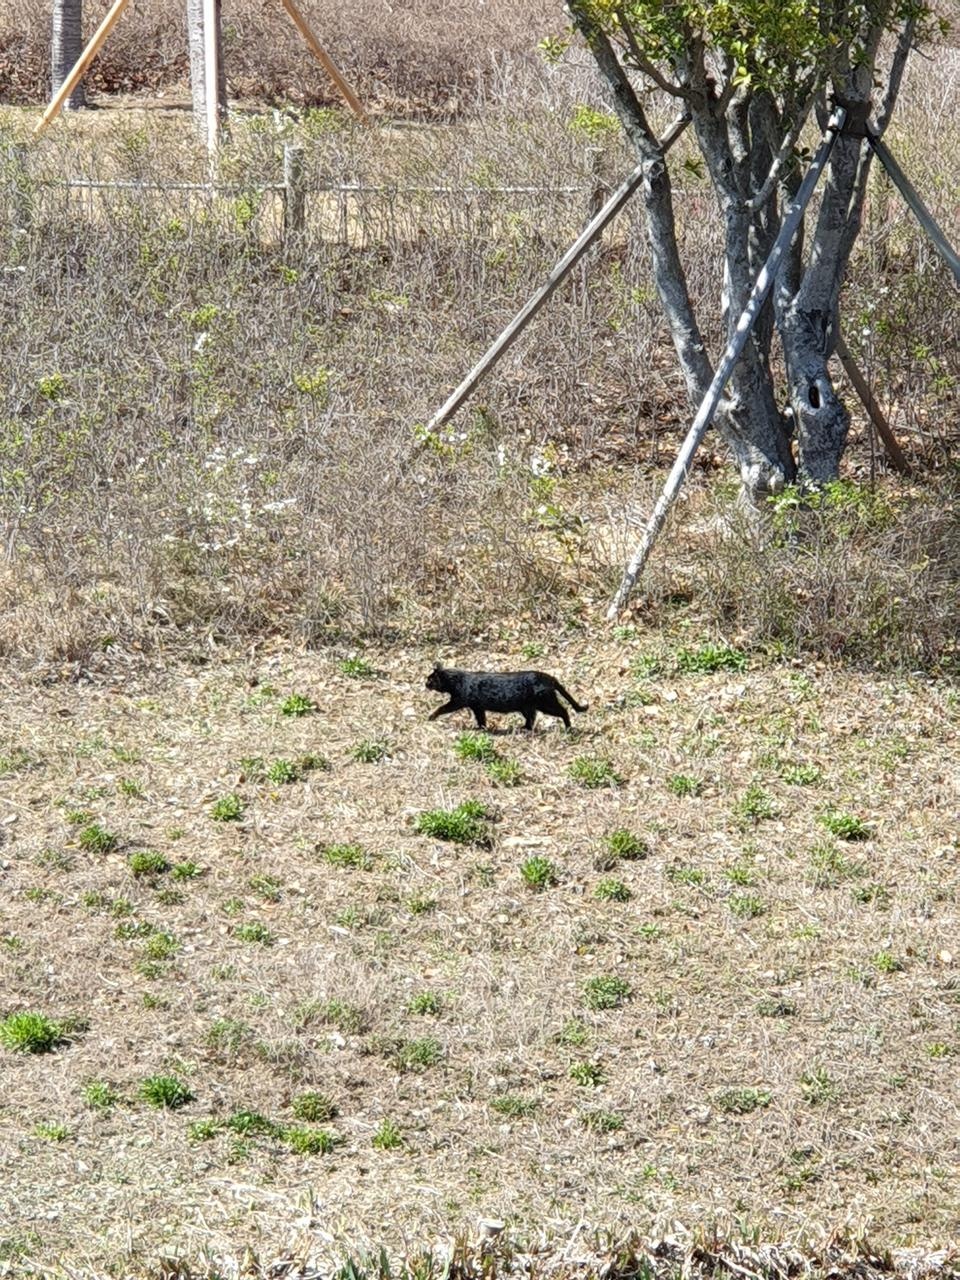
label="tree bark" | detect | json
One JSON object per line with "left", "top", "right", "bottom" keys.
{"left": 51, "top": 0, "right": 86, "bottom": 111}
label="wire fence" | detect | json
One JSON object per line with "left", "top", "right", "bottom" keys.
{"left": 3, "top": 138, "right": 622, "bottom": 248}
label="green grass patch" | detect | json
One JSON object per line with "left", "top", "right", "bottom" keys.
{"left": 583, "top": 975, "right": 632, "bottom": 1011}
{"left": 414, "top": 801, "right": 492, "bottom": 845}
{"left": 0, "top": 1012, "right": 67, "bottom": 1054}
{"left": 569, "top": 756, "right": 622, "bottom": 789}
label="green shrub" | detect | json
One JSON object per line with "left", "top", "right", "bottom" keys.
{"left": 715, "top": 1086, "right": 771, "bottom": 1114}
{"left": 284, "top": 1126, "right": 336, "bottom": 1155}
{"left": 819, "top": 810, "right": 871, "bottom": 841}
{"left": 485, "top": 757, "right": 523, "bottom": 787}
{"left": 569, "top": 756, "right": 622, "bottom": 789}
{"left": 407, "top": 992, "right": 442, "bottom": 1016}
{"left": 666, "top": 774, "right": 702, "bottom": 797}
{"left": 77, "top": 824, "right": 118, "bottom": 853}
{"left": 569, "top": 1061, "right": 605, "bottom": 1086}
{"left": 233, "top": 922, "right": 275, "bottom": 945}
{"left": 339, "top": 657, "right": 374, "bottom": 679}
{"left": 391, "top": 1036, "right": 443, "bottom": 1072}
{"left": 520, "top": 855, "right": 558, "bottom": 890}
{"left": 280, "top": 693, "right": 315, "bottom": 716}
{"left": 594, "top": 877, "right": 631, "bottom": 902}
{"left": 372, "top": 1118, "right": 403, "bottom": 1150}
{"left": 580, "top": 1109, "right": 624, "bottom": 1133}
{"left": 454, "top": 732, "right": 497, "bottom": 763}
{"left": 267, "top": 758, "right": 300, "bottom": 784}
{"left": 291, "top": 1092, "right": 338, "bottom": 1123}
{"left": 676, "top": 644, "right": 747, "bottom": 674}
{"left": 128, "top": 850, "right": 169, "bottom": 877}
{"left": 604, "top": 829, "right": 649, "bottom": 860}
{"left": 321, "top": 842, "right": 371, "bottom": 869}
{"left": 211, "top": 794, "right": 244, "bottom": 822}
{"left": 490, "top": 1095, "right": 539, "bottom": 1118}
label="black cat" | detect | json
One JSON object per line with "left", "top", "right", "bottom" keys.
{"left": 426, "top": 665, "right": 588, "bottom": 730}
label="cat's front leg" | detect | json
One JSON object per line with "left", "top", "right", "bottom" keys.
{"left": 429, "top": 700, "right": 462, "bottom": 720}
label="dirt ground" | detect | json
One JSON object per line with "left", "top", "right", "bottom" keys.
{"left": 1, "top": 635, "right": 958, "bottom": 1276}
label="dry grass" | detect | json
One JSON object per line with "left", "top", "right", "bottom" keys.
{"left": 0, "top": 0, "right": 557, "bottom": 115}
{"left": 1, "top": 637, "right": 958, "bottom": 1275}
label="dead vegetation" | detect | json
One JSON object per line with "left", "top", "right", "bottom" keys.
{"left": 0, "top": 0, "right": 556, "bottom": 115}
{"left": 0, "top": 81, "right": 958, "bottom": 672}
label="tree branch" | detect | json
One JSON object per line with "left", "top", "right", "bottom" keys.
{"left": 615, "top": 7, "right": 691, "bottom": 99}
{"left": 746, "top": 74, "right": 822, "bottom": 213}
{"left": 876, "top": 15, "right": 917, "bottom": 133}
{"left": 567, "top": 2, "right": 716, "bottom": 404}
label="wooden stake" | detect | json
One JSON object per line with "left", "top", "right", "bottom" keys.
{"left": 34, "top": 0, "right": 132, "bottom": 136}
{"left": 834, "top": 333, "right": 909, "bottom": 473}
{"left": 277, "top": 0, "right": 368, "bottom": 123}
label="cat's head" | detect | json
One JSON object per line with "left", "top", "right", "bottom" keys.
{"left": 425, "top": 665, "right": 447, "bottom": 692}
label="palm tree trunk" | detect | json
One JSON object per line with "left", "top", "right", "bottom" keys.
{"left": 51, "top": 0, "right": 86, "bottom": 111}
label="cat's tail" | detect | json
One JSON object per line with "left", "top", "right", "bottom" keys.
{"left": 555, "top": 681, "right": 588, "bottom": 713}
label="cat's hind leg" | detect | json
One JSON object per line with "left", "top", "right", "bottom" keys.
{"left": 538, "top": 693, "right": 570, "bottom": 728}
{"left": 471, "top": 706, "right": 488, "bottom": 728}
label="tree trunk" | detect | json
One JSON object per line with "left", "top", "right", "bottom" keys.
{"left": 186, "top": 0, "right": 227, "bottom": 138}
{"left": 567, "top": 2, "right": 915, "bottom": 509}
{"left": 51, "top": 0, "right": 86, "bottom": 111}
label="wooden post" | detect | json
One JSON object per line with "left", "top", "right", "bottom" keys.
{"left": 202, "top": 0, "right": 222, "bottom": 159}
{"left": 607, "top": 108, "right": 847, "bottom": 620}
{"left": 283, "top": 143, "right": 305, "bottom": 238}
{"left": 34, "top": 0, "right": 132, "bottom": 136}
{"left": 834, "top": 333, "right": 909, "bottom": 473}
{"left": 277, "top": 0, "right": 368, "bottom": 123}
{"left": 5, "top": 143, "right": 31, "bottom": 234}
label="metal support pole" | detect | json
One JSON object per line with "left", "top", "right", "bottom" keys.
{"left": 607, "top": 108, "right": 847, "bottom": 620}
{"left": 424, "top": 113, "right": 691, "bottom": 437}
{"left": 867, "top": 128, "right": 960, "bottom": 286}
{"left": 202, "top": 0, "right": 222, "bottom": 159}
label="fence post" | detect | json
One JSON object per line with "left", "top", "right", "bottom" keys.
{"left": 283, "top": 143, "right": 305, "bottom": 239}
{"left": 5, "top": 143, "right": 31, "bottom": 235}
